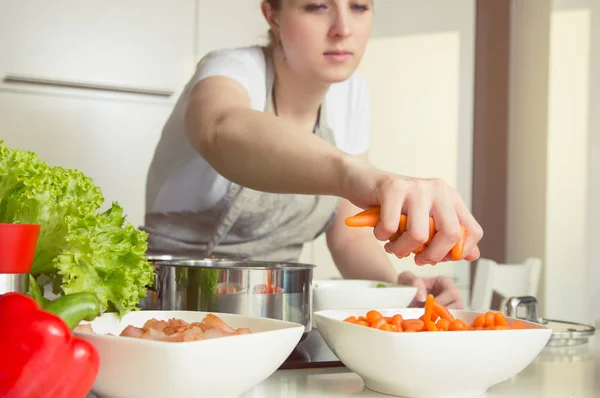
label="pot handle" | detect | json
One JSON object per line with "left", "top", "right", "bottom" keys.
{"left": 504, "top": 296, "right": 540, "bottom": 322}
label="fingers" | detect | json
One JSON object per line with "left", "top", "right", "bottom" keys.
{"left": 453, "top": 193, "right": 484, "bottom": 261}
{"left": 397, "top": 271, "right": 427, "bottom": 302}
{"left": 368, "top": 176, "right": 483, "bottom": 264}
{"left": 434, "top": 276, "right": 464, "bottom": 309}
{"left": 414, "top": 180, "right": 461, "bottom": 265}
{"left": 386, "top": 191, "right": 431, "bottom": 260}
{"left": 373, "top": 180, "right": 406, "bottom": 242}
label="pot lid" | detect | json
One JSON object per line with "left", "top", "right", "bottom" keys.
{"left": 505, "top": 296, "right": 596, "bottom": 347}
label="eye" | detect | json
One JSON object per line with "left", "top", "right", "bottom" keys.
{"left": 350, "top": 2, "right": 370, "bottom": 12}
{"left": 304, "top": 3, "right": 327, "bottom": 12}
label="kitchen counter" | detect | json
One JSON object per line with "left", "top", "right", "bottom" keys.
{"left": 240, "top": 323, "right": 599, "bottom": 398}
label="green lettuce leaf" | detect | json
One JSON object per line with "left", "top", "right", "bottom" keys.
{"left": 54, "top": 203, "right": 154, "bottom": 314}
{"left": 0, "top": 141, "right": 154, "bottom": 317}
{"left": 0, "top": 142, "right": 103, "bottom": 274}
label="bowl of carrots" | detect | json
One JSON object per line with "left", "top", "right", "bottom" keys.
{"left": 314, "top": 294, "right": 552, "bottom": 398}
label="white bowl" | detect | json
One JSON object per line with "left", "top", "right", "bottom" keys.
{"left": 75, "top": 311, "right": 304, "bottom": 398}
{"left": 315, "top": 308, "right": 552, "bottom": 398}
{"left": 311, "top": 279, "right": 417, "bottom": 328}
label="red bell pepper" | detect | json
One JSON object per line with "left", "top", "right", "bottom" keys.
{"left": 0, "top": 291, "right": 102, "bottom": 398}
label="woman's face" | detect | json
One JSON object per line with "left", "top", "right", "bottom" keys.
{"left": 272, "top": 0, "right": 373, "bottom": 83}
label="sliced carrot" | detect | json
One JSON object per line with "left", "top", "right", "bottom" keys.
{"left": 402, "top": 319, "right": 425, "bottom": 332}
{"left": 471, "top": 314, "right": 485, "bottom": 328}
{"left": 378, "top": 323, "right": 393, "bottom": 332}
{"left": 344, "top": 213, "right": 381, "bottom": 227}
{"left": 349, "top": 305, "right": 528, "bottom": 334}
{"left": 484, "top": 312, "right": 495, "bottom": 328}
{"left": 433, "top": 300, "right": 455, "bottom": 322}
{"left": 436, "top": 318, "right": 451, "bottom": 331}
{"left": 494, "top": 312, "right": 508, "bottom": 327}
{"left": 450, "top": 225, "right": 467, "bottom": 261}
{"left": 366, "top": 310, "right": 383, "bottom": 325}
{"left": 423, "top": 294, "right": 435, "bottom": 326}
{"left": 425, "top": 320, "right": 438, "bottom": 331}
{"left": 391, "top": 314, "right": 403, "bottom": 331}
{"left": 449, "top": 319, "right": 469, "bottom": 331}
{"left": 370, "top": 318, "right": 388, "bottom": 329}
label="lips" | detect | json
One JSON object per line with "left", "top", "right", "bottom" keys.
{"left": 324, "top": 50, "right": 353, "bottom": 56}
{"left": 324, "top": 50, "right": 354, "bottom": 63}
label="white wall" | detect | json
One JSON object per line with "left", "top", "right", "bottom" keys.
{"left": 507, "top": 0, "right": 599, "bottom": 323}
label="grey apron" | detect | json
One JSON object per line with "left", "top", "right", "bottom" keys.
{"left": 144, "top": 52, "right": 341, "bottom": 262}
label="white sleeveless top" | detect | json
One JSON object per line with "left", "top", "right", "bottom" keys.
{"left": 145, "top": 46, "right": 371, "bottom": 216}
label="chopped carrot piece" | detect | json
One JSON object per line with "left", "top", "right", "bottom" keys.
{"left": 448, "top": 319, "right": 468, "bottom": 331}
{"left": 378, "top": 323, "right": 393, "bottom": 332}
{"left": 436, "top": 319, "right": 450, "bottom": 331}
{"left": 344, "top": 316, "right": 357, "bottom": 323}
{"left": 384, "top": 316, "right": 393, "bottom": 323}
{"left": 494, "top": 312, "right": 508, "bottom": 327}
{"left": 391, "top": 314, "right": 403, "bottom": 331}
{"left": 425, "top": 320, "right": 438, "bottom": 331}
{"left": 484, "top": 312, "right": 495, "bottom": 327}
{"left": 357, "top": 316, "right": 368, "bottom": 323}
{"left": 356, "top": 321, "right": 369, "bottom": 327}
{"left": 471, "top": 314, "right": 485, "bottom": 328}
{"left": 366, "top": 310, "right": 383, "bottom": 325}
{"left": 370, "top": 318, "right": 387, "bottom": 329}
{"left": 402, "top": 319, "right": 425, "bottom": 332}
{"left": 433, "top": 300, "right": 455, "bottom": 322}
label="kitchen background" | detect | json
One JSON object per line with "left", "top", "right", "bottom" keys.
{"left": 0, "top": 0, "right": 597, "bottom": 324}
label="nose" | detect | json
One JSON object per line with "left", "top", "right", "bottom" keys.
{"left": 329, "top": 8, "right": 351, "bottom": 38}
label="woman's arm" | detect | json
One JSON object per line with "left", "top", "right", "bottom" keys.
{"left": 185, "top": 76, "right": 354, "bottom": 197}
{"left": 185, "top": 76, "right": 483, "bottom": 265}
{"left": 326, "top": 197, "right": 398, "bottom": 283}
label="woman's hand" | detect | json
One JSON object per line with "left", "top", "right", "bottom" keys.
{"left": 341, "top": 156, "right": 483, "bottom": 265}
{"left": 398, "top": 271, "right": 464, "bottom": 309}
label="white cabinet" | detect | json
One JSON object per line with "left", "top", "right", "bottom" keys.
{"left": 0, "top": 0, "right": 196, "bottom": 98}
{"left": 0, "top": 1, "right": 198, "bottom": 229}
{"left": 0, "top": 91, "right": 172, "bottom": 228}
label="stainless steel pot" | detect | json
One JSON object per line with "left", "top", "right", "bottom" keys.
{"left": 138, "top": 256, "right": 315, "bottom": 336}
{"left": 0, "top": 274, "right": 29, "bottom": 294}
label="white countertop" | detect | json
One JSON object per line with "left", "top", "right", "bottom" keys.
{"left": 241, "top": 325, "right": 599, "bottom": 398}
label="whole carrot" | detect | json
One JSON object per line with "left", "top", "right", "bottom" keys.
{"left": 345, "top": 207, "right": 466, "bottom": 260}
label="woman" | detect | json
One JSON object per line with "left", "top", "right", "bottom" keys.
{"left": 144, "top": 0, "right": 483, "bottom": 309}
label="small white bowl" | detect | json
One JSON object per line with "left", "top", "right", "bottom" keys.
{"left": 315, "top": 308, "right": 552, "bottom": 398}
{"left": 76, "top": 311, "right": 304, "bottom": 398}
{"left": 311, "top": 279, "right": 417, "bottom": 328}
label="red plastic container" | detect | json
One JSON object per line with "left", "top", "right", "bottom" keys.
{"left": 0, "top": 223, "right": 41, "bottom": 274}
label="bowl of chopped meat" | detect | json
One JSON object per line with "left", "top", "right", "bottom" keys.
{"left": 74, "top": 310, "right": 304, "bottom": 398}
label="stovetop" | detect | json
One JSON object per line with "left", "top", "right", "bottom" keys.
{"left": 278, "top": 328, "right": 344, "bottom": 370}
